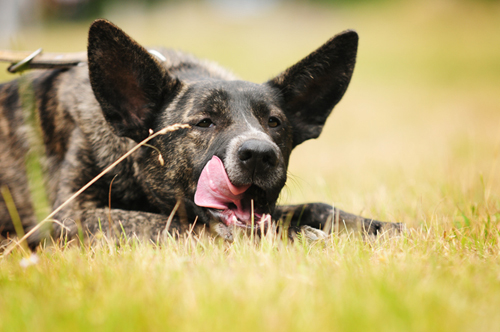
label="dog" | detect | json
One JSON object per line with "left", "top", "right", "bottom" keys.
{"left": 0, "top": 19, "right": 401, "bottom": 247}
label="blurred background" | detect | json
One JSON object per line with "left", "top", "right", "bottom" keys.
{"left": 0, "top": 0, "right": 499, "bottom": 226}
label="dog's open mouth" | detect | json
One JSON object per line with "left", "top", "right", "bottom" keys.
{"left": 194, "top": 156, "right": 271, "bottom": 228}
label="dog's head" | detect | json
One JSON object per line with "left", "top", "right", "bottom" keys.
{"left": 87, "top": 19, "right": 357, "bottom": 227}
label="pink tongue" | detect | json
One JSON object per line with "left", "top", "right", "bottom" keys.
{"left": 194, "top": 156, "right": 251, "bottom": 217}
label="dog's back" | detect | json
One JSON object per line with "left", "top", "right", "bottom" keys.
{"left": 1, "top": 69, "right": 79, "bottom": 240}
{"left": 0, "top": 75, "right": 45, "bottom": 238}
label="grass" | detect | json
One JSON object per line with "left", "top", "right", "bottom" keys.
{"left": 1, "top": 0, "right": 500, "bottom": 331}
{"left": 1, "top": 226, "right": 500, "bottom": 332}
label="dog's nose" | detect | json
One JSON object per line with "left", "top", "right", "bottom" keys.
{"left": 237, "top": 139, "right": 278, "bottom": 174}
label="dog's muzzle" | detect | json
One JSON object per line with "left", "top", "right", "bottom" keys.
{"left": 194, "top": 155, "right": 271, "bottom": 227}
{"left": 237, "top": 139, "right": 279, "bottom": 176}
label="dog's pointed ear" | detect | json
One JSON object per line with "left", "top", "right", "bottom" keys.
{"left": 88, "top": 19, "right": 180, "bottom": 142}
{"left": 266, "top": 30, "right": 358, "bottom": 147}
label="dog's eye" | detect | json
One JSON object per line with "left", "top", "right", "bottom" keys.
{"left": 196, "top": 118, "right": 214, "bottom": 128}
{"left": 268, "top": 117, "right": 281, "bottom": 128}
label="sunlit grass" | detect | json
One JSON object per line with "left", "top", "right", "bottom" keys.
{"left": 1, "top": 220, "right": 500, "bottom": 332}
{"left": 1, "top": 1, "right": 500, "bottom": 331}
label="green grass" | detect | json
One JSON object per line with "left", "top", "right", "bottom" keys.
{"left": 1, "top": 1, "right": 500, "bottom": 331}
{"left": 1, "top": 226, "right": 500, "bottom": 332}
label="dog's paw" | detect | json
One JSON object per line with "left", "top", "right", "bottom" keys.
{"left": 385, "top": 222, "right": 405, "bottom": 234}
{"left": 362, "top": 220, "right": 405, "bottom": 237}
{"left": 299, "top": 225, "right": 328, "bottom": 242}
{"left": 208, "top": 221, "right": 234, "bottom": 242}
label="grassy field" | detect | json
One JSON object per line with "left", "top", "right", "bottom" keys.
{"left": 1, "top": 1, "right": 500, "bottom": 331}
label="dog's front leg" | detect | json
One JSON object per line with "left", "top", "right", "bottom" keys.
{"left": 55, "top": 208, "right": 233, "bottom": 243}
{"left": 53, "top": 208, "right": 183, "bottom": 242}
{"left": 81, "top": 208, "right": 184, "bottom": 241}
{"left": 273, "top": 203, "right": 403, "bottom": 236}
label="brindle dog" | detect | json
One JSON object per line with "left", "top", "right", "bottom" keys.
{"left": 0, "top": 20, "right": 400, "bottom": 247}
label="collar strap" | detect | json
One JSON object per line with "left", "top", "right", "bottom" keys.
{"left": 0, "top": 49, "right": 165, "bottom": 74}
{"left": 0, "top": 49, "right": 87, "bottom": 73}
